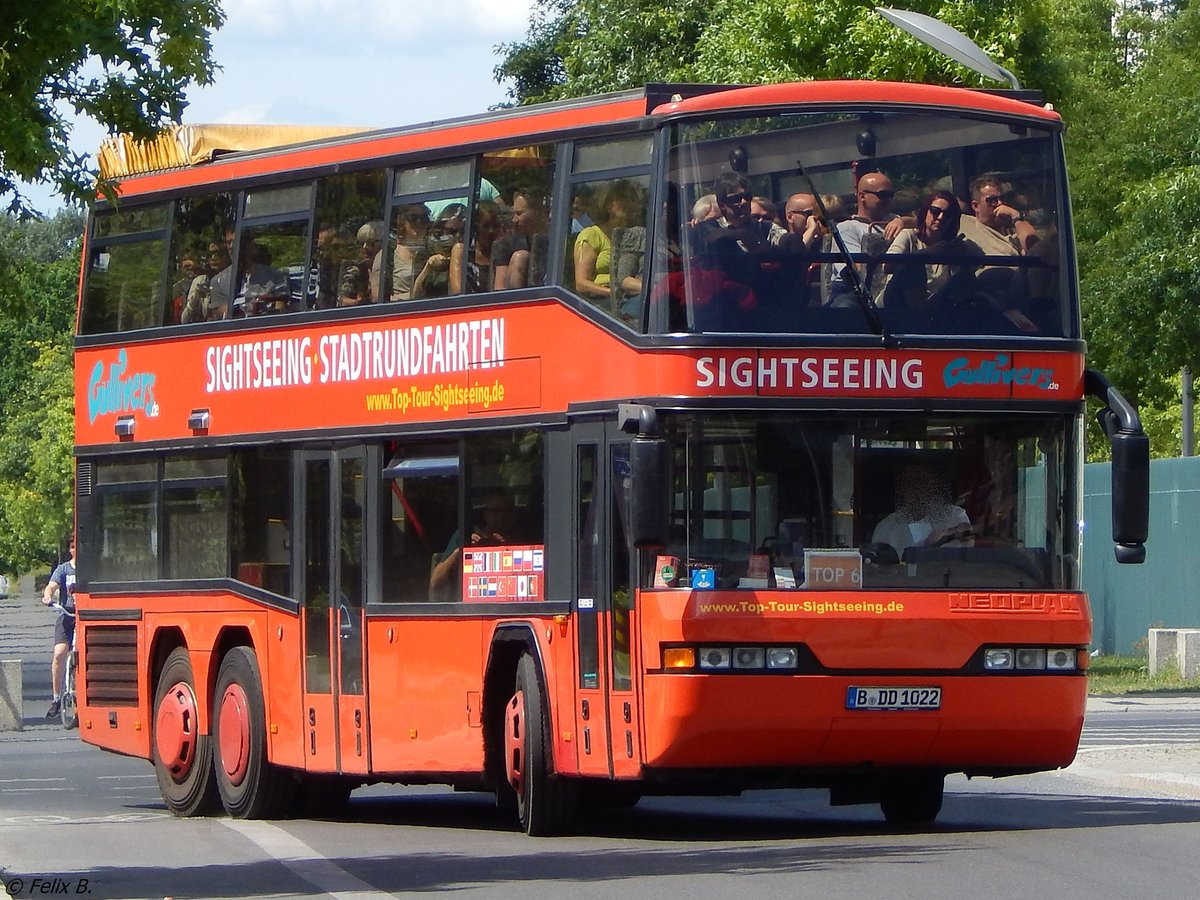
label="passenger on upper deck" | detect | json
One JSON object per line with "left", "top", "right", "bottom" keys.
{"left": 829, "top": 172, "right": 912, "bottom": 304}
{"left": 493, "top": 189, "right": 548, "bottom": 290}
{"left": 311, "top": 223, "right": 351, "bottom": 309}
{"left": 750, "top": 196, "right": 781, "bottom": 229}
{"left": 413, "top": 203, "right": 464, "bottom": 299}
{"left": 882, "top": 190, "right": 983, "bottom": 312}
{"left": 451, "top": 200, "right": 501, "bottom": 294}
{"left": 698, "top": 173, "right": 786, "bottom": 251}
{"left": 237, "top": 239, "right": 289, "bottom": 315}
{"left": 690, "top": 194, "right": 719, "bottom": 227}
{"left": 781, "top": 193, "right": 824, "bottom": 253}
{"left": 170, "top": 250, "right": 201, "bottom": 323}
{"left": 573, "top": 179, "right": 645, "bottom": 305}
{"left": 958, "top": 174, "right": 1050, "bottom": 333}
{"left": 353, "top": 220, "right": 385, "bottom": 302}
{"left": 381, "top": 204, "right": 431, "bottom": 301}
{"left": 181, "top": 239, "right": 233, "bottom": 323}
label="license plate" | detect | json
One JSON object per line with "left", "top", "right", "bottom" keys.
{"left": 846, "top": 686, "right": 941, "bottom": 710}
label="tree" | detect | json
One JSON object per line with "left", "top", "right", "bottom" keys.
{"left": 0, "top": 338, "right": 74, "bottom": 573}
{"left": 0, "top": 210, "right": 83, "bottom": 573}
{"left": 497, "top": 0, "right": 1054, "bottom": 106}
{"left": 0, "top": 1, "right": 225, "bottom": 216}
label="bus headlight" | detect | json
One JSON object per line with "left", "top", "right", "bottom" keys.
{"left": 766, "top": 647, "right": 799, "bottom": 669}
{"left": 698, "top": 647, "right": 732, "bottom": 670}
{"left": 1015, "top": 648, "right": 1047, "bottom": 670}
{"left": 732, "top": 647, "right": 766, "bottom": 669}
{"left": 985, "top": 648, "right": 1015, "bottom": 670}
{"left": 1046, "top": 649, "right": 1078, "bottom": 670}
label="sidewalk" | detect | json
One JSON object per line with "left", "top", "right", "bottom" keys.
{"left": 0, "top": 585, "right": 55, "bottom": 727}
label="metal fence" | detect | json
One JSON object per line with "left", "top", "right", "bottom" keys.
{"left": 1084, "top": 457, "right": 1200, "bottom": 654}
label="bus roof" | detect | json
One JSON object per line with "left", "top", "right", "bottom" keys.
{"left": 652, "top": 80, "right": 1061, "bottom": 124}
{"left": 97, "top": 81, "right": 1061, "bottom": 200}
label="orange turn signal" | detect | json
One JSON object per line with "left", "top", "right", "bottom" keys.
{"left": 663, "top": 647, "right": 696, "bottom": 669}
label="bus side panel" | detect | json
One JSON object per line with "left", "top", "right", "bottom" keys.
{"left": 264, "top": 608, "right": 305, "bottom": 770}
{"left": 365, "top": 616, "right": 487, "bottom": 774}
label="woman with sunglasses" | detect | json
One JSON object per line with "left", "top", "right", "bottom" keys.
{"left": 883, "top": 189, "right": 982, "bottom": 311}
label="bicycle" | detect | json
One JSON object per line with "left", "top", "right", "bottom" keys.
{"left": 48, "top": 602, "right": 78, "bottom": 730}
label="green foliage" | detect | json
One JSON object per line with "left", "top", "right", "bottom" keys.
{"left": 0, "top": 339, "right": 74, "bottom": 573}
{"left": 0, "top": 0, "right": 225, "bottom": 215}
{"left": 0, "top": 211, "right": 81, "bottom": 573}
{"left": 1070, "top": 3, "right": 1200, "bottom": 456}
{"left": 497, "top": 0, "right": 1051, "bottom": 105}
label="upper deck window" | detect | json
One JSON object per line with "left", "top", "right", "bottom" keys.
{"left": 82, "top": 204, "right": 171, "bottom": 334}
{"left": 244, "top": 183, "right": 313, "bottom": 219}
{"left": 567, "top": 136, "right": 653, "bottom": 328}
{"left": 654, "top": 109, "right": 1074, "bottom": 339}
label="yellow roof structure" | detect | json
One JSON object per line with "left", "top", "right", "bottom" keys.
{"left": 97, "top": 123, "right": 369, "bottom": 180}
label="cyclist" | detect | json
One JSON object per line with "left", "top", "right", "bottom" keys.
{"left": 41, "top": 537, "right": 76, "bottom": 720}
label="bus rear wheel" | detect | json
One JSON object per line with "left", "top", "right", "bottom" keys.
{"left": 881, "top": 772, "right": 945, "bottom": 825}
{"left": 213, "top": 646, "right": 291, "bottom": 819}
{"left": 506, "top": 654, "right": 576, "bottom": 836}
{"left": 153, "top": 647, "right": 219, "bottom": 817}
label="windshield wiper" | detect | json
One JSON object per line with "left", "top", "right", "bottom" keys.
{"left": 797, "top": 159, "right": 894, "bottom": 347}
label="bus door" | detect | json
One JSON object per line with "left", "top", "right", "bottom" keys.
{"left": 572, "top": 421, "right": 642, "bottom": 780}
{"left": 297, "top": 447, "right": 370, "bottom": 776}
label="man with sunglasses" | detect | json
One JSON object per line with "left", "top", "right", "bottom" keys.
{"left": 782, "top": 193, "right": 824, "bottom": 251}
{"left": 830, "top": 171, "right": 911, "bottom": 303}
{"left": 706, "top": 172, "right": 786, "bottom": 249}
{"left": 959, "top": 174, "right": 1038, "bottom": 256}
{"left": 959, "top": 174, "right": 1045, "bottom": 332}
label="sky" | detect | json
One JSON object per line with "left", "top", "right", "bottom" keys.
{"left": 23, "top": 0, "right": 540, "bottom": 213}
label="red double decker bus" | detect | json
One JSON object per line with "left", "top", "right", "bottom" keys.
{"left": 74, "top": 80, "right": 1147, "bottom": 833}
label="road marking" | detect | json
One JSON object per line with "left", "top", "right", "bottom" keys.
{"left": 220, "top": 819, "right": 380, "bottom": 900}
{"left": 0, "top": 778, "right": 67, "bottom": 784}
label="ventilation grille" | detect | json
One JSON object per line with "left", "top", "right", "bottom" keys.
{"left": 83, "top": 625, "right": 139, "bottom": 707}
{"left": 76, "top": 461, "right": 94, "bottom": 497}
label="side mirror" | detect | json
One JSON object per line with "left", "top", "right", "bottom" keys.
{"left": 1109, "top": 424, "right": 1149, "bottom": 563}
{"left": 1085, "top": 370, "right": 1148, "bottom": 563}
{"left": 629, "top": 438, "right": 670, "bottom": 549}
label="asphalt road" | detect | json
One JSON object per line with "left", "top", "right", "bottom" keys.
{"left": 4, "top": 590, "right": 1200, "bottom": 899}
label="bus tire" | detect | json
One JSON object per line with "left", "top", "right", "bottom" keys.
{"left": 880, "top": 772, "right": 944, "bottom": 825}
{"left": 153, "top": 647, "right": 219, "bottom": 817}
{"left": 213, "top": 646, "right": 291, "bottom": 819}
{"left": 507, "top": 653, "right": 577, "bottom": 836}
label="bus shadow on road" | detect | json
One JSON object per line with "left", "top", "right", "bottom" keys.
{"left": 334, "top": 783, "right": 1200, "bottom": 841}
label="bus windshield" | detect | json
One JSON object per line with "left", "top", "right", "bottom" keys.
{"left": 657, "top": 108, "right": 1072, "bottom": 338}
{"left": 653, "top": 411, "right": 1079, "bottom": 592}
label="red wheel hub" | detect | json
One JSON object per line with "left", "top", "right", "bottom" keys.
{"left": 505, "top": 691, "right": 525, "bottom": 795}
{"left": 155, "top": 682, "right": 199, "bottom": 782}
{"left": 218, "top": 682, "right": 252, "bottom": 786}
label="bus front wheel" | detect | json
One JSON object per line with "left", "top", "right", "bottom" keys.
{"left": 213, "top": 646, "right": 292, "bottom": 819}
{"left": 880, "top": 772, "right": 945, "bottom": 825}
{"left": 153, "top": 647, "right": 219, "bottom": 817}
{"left": 506, "top": 654, "right": 576, "bottom": 836}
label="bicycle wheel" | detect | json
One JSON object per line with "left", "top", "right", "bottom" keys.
{"left": 60, "top": 648, "right": 79, "bottom": 730}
